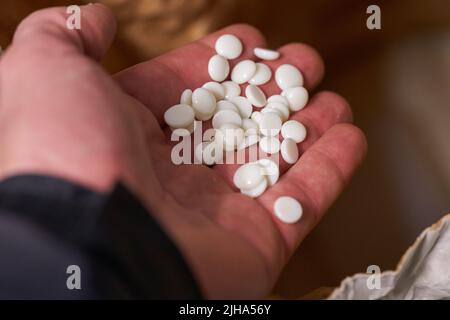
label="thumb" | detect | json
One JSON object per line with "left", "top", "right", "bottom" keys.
{"left": 0, "top": 4, "right": 125, "bottom": 192}
{"left": 12, "top": 3, "right": 116, "bottom": 61}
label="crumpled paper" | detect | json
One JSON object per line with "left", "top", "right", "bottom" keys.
{"left": 328, "top": 214, "right": 450, "bottom": 300}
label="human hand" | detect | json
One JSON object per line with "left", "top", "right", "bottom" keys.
{"left": 0, "top": 4, "right": 367, "bottom": 298}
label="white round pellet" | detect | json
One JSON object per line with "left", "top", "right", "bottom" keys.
{"left": 233, "top": 163, "right": 265, "bottom": 190}
{"left": 202, "top": 81, "right": 225, "bottom": 100}
{"left": 275, "top": 64, "right": 304, "bottom": 90}
{"left": 219, "top": 123, "right": 244, "bottom": 151}
{"left": 261, "top": 106, "right": 283, "bottom": 119}
{"left": 237, "top": 134, "right": 260, "bottom": 150}
{"left": 266, "top": 102, "right": 290, "bottom": 122}
{"left": 222, "top": 81, "right": 241, "bottom": 99}
{"left": 208, "top": 54, "right": 230, "bottom": 82}
{"left": 281, "top": 120, "right": 307, "bottom": 143}
{"left": 215, "top": 34, "right": 243, "bottom": 60}
{"left": 216, "top": 100, "right": 239, "bottom": 113}
{"left": 267, "top": 94, "right": 289, "bottom": 107}
{"left": 256, "top": 158, "right": 279, "bottom": 186}
{"left": 180, "top": 89, "right": 193, "bottom": 105}
{"left": 240, "top": 178, "right": 268, "bottom": 198}
{"left": 259, "top": 112, "right": 282, "bottom": 136}
{"left": 212, "top": 109, "right": 242, "bottom": 129}
{"left": 192, "top": 88, "right": 217, "bottom": 117}
{"left": 274, "top": 196, "right": 303, "bottom": 224}
{"left": 231, "top": 60, "right": 256, "bottom": 84}
{"left": 260, "top": 136, "right": 280, "bottom": 154}
{"left": 164, "top": 104, "right": 195, "bottom": 128}
{"left": 195, "top": 111, "right": 214, "bottom": 121}
{"left": 249, "top": 63, "right": 272, "bottom": 85}
{"left": 229, "top": 96, "right": 253, "bottom": 119}
{"left": 282, "top": 86, "right": 309, "bottom": 111}
{"left": 251, "top": 111, "right": 262, "bottom": 124}
{"left": 280, "top": 138, "right": 299, "bottom": 164}
{"left": 245, "top": 85, "right": 266, "bottom": 108}
{"left": 254, "top": 48, "right": 280, "bottom": 61}
{"left": 242, "top": 118, "right": 259, "bottom": 134}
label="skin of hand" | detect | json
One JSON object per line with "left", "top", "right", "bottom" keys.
{"left": 0, "top": 4, "right": 367, "bottom": 299}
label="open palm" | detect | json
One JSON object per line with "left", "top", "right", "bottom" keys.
{"left": 0, "top": 5, "right": 366, "bottom": 298}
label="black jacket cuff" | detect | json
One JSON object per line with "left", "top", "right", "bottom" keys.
{"left": 0, "top": 174, "right": 202, "bottom": 299}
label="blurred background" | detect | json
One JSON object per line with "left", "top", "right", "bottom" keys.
{"left": 1, "top": 0, "right": 449, "bottom": 298}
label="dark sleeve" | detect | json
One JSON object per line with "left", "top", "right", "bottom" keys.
{"left": 0, "top": 175, "right": 202, "bottom": 299}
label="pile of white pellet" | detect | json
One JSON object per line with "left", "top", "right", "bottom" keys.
{"left": 164, "top": 34, "right": 307, "bottom": 224}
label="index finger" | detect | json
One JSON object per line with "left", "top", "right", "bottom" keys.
{"left": 259, "top": 124, "right": 368, "bottom": 252}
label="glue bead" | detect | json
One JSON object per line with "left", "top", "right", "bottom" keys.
{"left": 265, "top": 102, "right": 290, "bottom": 122}
{"left": 222, "top": 81, "right": 241, "bottom": 99}
{"left": 275, "top": 64, "right": 304, "bottom": 90}
{"left": 216, "top": 100, "right": 239, "bottom": 113}
{"left": 280, "top": 138, "right": 299, "bottom": 164}
{"left": 180, "top": 89, "right": 193, "bottom": 105}
{"left": 259, "top": 112, "right": 282, "bottom": 136}
{"left": 282, "top": 86, "right": 308, "bottom": 111}
{"left": 164, "top": 104, "right": 195, "bottom": 128}
{"left": 208, "top": 54, "right": 230, "bottom": 82}
{"left": 215, "top": 34, "right": 243, "bottom": 59}
{"left": 241, "top": 178, "right": 268, "bottom": 198}
{"left": 281, "top": 120, "right": 307, "bottom": 143}
{"left": 212, "top": 109, "right": 242, "bottom": 129}
{"left": 233, "top": 163, "right": 265, "bottom": 190}
{"left": 202, "top": 82, "right": 225, "bottom": 100}
{"left": 254, "top": 48, "right": 280, "bottom": 60}
{"left": 229, "top": 96, "right": 253, "bottom": 119}
{"left": 192, "top": 88, "right": 217, "bottom": 117}
{"left": 231, "top": 60, "right": 257, "bottom": 84}
{"left": 249, "top": 63, "right": 272, "bottom": 85}
{"left": 267, "top": 94, "right": 289, "bottom": 107}
{"left": 260, "top": 136, "right": 281, "bottom": 154}
{"left": 274, "top": 196, "right": 303, "bottom": 224}
{"left": 245, "top": 85, "right": 266, "bottom": 108}
{"left": 256, "top": 158, "right": 279, "bottom": 186}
